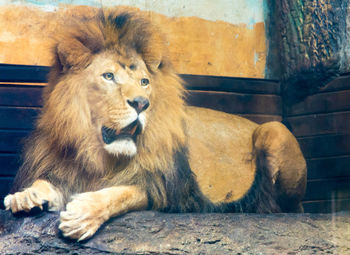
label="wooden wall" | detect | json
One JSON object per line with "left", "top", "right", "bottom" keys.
{"left": 284, "top": 75, "right": 350, "bottom": 213}
{"left": 183, "top": 74, "right": 281, "bottom": 124}
{"left": 0, "top": 64, "right": 281, "bottom": 210}
{"left": 1, "top": 64, "right": 350, "bottom": 213}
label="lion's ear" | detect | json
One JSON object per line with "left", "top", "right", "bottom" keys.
{"left": 143, "top": 50, "right": 170, "bottom": 73}
{"left": 148, "top": 59, "right": 161, "bottom": 72}
{"left": 55, "top": 39, "right": 93, "bottom": 72}
{"left": 54, "top": 22, "right": 104, "bottom": 72}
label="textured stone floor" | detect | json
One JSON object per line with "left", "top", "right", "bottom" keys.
{"left": 0, "top": 210, "right": 349, "bottom": 254}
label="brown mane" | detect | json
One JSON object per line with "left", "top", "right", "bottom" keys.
{"left": 12, "top": 10, "right": 187, "bottom": 209}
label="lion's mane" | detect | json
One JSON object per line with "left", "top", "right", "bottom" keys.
{"left": 12, "top": 10, "right": 193, "bottom": 210}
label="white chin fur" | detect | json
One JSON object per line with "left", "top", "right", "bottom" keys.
{"left": 103, "top": 112, "right": 146, "bottom": 156}
{"left": 138, "top": 112, "right": 146, "bottom": 130}
{"left": 104, "top": 138, "right": 137, "bottom": 156}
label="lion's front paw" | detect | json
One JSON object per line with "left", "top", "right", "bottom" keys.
{"left": 4, "top": 188, "right": 47, "bottom": 213}
{"left": 4, "top": 180, "right": 63, "bottom": 214}
{"left": 59, "top": 192, "right": 110, "bottom": 241}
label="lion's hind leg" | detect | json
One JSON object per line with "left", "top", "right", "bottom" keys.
{"left": 252, "top": 121, "right": 307, "bottom": 212}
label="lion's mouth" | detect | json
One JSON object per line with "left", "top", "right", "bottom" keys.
{"left": 102, "top": 120, "right": 141, "bottom": 144}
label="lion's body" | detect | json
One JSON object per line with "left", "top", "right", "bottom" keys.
{"left": 4, "top": 10, "right": 307, "bottom": 241}
{"left": 187, "top": 107, "right": 257, "bottom": 204}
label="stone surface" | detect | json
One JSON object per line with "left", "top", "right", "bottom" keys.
{"left": 0, "top": 210, "right": 349, "bottom": 254}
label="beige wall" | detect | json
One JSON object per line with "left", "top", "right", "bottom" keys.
{"left": 0, "top": 4, "right": 267, "bottom": 78}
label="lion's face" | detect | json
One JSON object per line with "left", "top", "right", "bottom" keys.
{"left": 42, "top": 12, "right": 186, "bottom": 168}
{"left": 84, "top": 51, "right": 152, "bottom": 157}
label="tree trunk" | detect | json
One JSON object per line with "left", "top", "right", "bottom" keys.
{"left": 267, "top": 0, "right": 350, "bottom": 103}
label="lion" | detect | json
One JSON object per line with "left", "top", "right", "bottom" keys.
{"left": 3, "top": 10, "right": 307, "bottom": 241}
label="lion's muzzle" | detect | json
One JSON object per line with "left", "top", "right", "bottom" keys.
{"left": 102, "top": 120, "right": 142, "bottom": 144}
{"left": 127, "top": 96, "right": 149, "bottom": 114}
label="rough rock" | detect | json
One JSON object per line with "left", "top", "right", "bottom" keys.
{"left": 0, "top": 210, "right": 349, "bottom": 254}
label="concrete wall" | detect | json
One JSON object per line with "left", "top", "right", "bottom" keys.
{"left": 0, "top": 1, "right": 268, "bottom": 78}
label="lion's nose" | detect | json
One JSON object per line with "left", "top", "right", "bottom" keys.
{"left": 127, "top": 96, "right": 150, "bottom": 114}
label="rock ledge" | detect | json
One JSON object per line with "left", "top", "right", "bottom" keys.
{"left": 0, "top": 210, "right": 349, "bottom": 254}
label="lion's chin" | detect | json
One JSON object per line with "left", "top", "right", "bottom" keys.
{"left": 103, "top": 139, "right": 137, "bottom": 157}
{"left": 101, "top": 119, "right": 143, "bottom": 157}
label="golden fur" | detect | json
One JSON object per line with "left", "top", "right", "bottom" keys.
{"left": 10, "top": 10, "right": 187, "bottom": 204}
{"left": 4, "top": 9, "right": 307, "bottom": 241}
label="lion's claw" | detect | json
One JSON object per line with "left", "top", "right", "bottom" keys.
{"left": 4, "top": 194, "right": 13, "bottom": 211}
{"left": 59, "top": 211, "right": 103, "bottom": 241}
{"left": 4, "top": 189, "right": 45, "bottom": 213}
{"left": 59, "top": 192, "right": 108, "bottom": 241}
{"left": 3, "top": 180, "right": 63, "bottom": 214}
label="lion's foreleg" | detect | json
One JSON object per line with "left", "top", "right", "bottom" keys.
{"left": 4, "top": 179, "right": 64, "bottom": 213}
{"left": 59, "top": 185, "right": 148, "bottom": 241}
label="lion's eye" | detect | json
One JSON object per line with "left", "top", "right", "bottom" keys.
{"left": 140, "top": 78, "right": 149, "bottom": 87}
{"left": 102, "top": 72, "right": 114, "bottom": 81}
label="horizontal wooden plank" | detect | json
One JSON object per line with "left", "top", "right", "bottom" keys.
{"left": 0, "top": 177, "right": 13, "bottom": 209}
{"left": 187, "top": 91, "right": 282, "bottom": 115}
{"left": 0, "top": 98, "right": 282, "bottom": 130}
{"left": 237, "top": 114, "right": 281, "bottom": 124}
{"left": 303, "top": 199, "right": 350, "bottom": 213}
{"left": 0, "top": 107, "right": 40, "bottom": 130}
{"left": 0, "top": 64, "right": 50, "bottom": 83}
{"left": 0, "top": 64, "right": 280, "bottom": 94}
{"left": 307, "top": 155, "right": 350, "bottom": 180}
{"left": 286, "top": 111, "right": 350, "bottom": 137}
{"left": 0, "top": 82, "right": 46, "bottom": 86}
{"left": 298, "top": 134, "right": 350, "bottom": 159}
{"left": 182, "top": 74, "right": 280, "bottom": 94}
{"left": 304, "top": 177, "right": 350, "bottom": 201}
{"left": 5, "top": 145, "right": 348, "bottom": 182}
{"left": 0, "top": 85, "right": 43, "bottom": 107}
{"left": 0, "top": 153, "right": 21, "bottom": 176}
{"left": 3, "top": 152, "right": 350, "bottom": 181}
{"left": 0, "top": 82, "right": 281, "bottom": 110}
{"left": 0, "top": 130, "right": 31, "bottom": 153}
{"left": 319, "top": 75, "right": 350, "bottom": 93}
{"left": 286, "top": 90, "right": 350, "bottom": 116}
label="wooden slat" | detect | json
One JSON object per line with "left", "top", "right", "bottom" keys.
{"left": 0, "top": 64, "right": 49, "bottom": 83}
{"left": 0, "top": 107, "right": 40, "bottom": 130}
{"left": 0, "top": 64, "right": 281, "bottom": 94}
{"left": 182, "top": 74, "right": 280, "bottom": 94}
{"left": 303, "top": 198, "right": 350, "bottom": 213}
{"left": 286, "top": 90, "right": 350, "bottom": 116}
{"left": 0, "top": 82, "right": 46, "bottom": 86}
{"left": 237, "top": 114, "right": 281, "bottom": 124}
{"left": 286, "top": 111, "right": 350, "bottom": 137}
{"left": 0, "top": 153, "right": 20, "bottom": 176}
{"left": 0, "top": 85, "right": 43, "bottom": 107}
{"left": 319, "top": 75, "right": 350, "bottom": 93}
{"left": 0, "top": 130, "right": 31, "bottom": 153}
{"left": 307, "top": 155, "right": 350, "bottom": 180}
{"left": 187, "top": 91, "right": 282, "bottom": 115}
{"left": 298, "top": 134, "right": 350, "bottom": 159}
{"left": 0, "top": 177, "right": 13, "bottom": 209}
{"left": 304, "top": 177, "right": 350, "bottom": 201}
